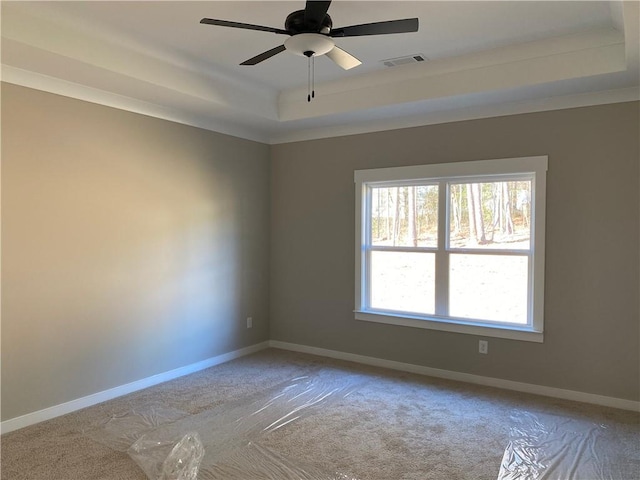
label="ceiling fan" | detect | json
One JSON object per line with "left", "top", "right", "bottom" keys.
{"left": 200, "top": 1, "right": 419, "bottom": 100}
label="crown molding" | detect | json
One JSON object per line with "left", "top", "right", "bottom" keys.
{"left": 4, "top": 64, "right": 637, "bottom": 146}
{"left": 1, "top": 65, "right": 273, "bottom": 144}
{"left": 270, "top": 87, "right": 640, "bottom": 144}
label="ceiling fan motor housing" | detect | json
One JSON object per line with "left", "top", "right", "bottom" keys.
{"left": 285, "top": 9, "right": 332, "bottom": 34}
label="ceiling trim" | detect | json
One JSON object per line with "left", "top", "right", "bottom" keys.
{"left": 271, "top": 86, "right": 640, "bottom": 144}
{"left": 3, "top": 63, "right": 636, "bottom": 146}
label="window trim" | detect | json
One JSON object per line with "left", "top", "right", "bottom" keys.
{"left": 354, "top": 156, "right": 548, "bottom": 343}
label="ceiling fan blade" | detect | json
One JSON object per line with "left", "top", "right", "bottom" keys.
{"left": 326, "top": 46, "right": 361, "bottom": 70}
{"left": 304, "top": 1, "right": 332, "bottom": 29}
{"left": 200, "top": 18, "right": 289, "bottom": 35}
{"left": 240, "top": 44, "right": 287, "bottom": 65}
{"left": 331, "top": 18, "right": 419, "bottom": 37}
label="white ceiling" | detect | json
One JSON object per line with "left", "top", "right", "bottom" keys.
{"left": 2, "top": 1, "right": 639, "bottom": 143}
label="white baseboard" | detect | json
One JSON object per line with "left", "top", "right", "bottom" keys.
{"left": 3, "top": 338, "right": 636, "bottom": 435}
{"left": 269, "top": 340, "right": 640, "bottom": 412}
{"left": 0, "top": 341, "right": 270, "bottom": 434}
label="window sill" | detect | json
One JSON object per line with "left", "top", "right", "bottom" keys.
{"left": 354, "top": 310, "right": 544, "bottom": 343}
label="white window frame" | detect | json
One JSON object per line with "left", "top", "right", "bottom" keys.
{"left": 354, "top": 156, "right": 547, "bottom": 343}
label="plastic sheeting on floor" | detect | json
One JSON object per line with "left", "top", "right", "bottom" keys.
{"left": 84, "top": 370, "right": 637, "bottom": 480}
{"left": 497, "top": 410, "right": 640, "bottom": 480}
{"left": 84, "top": 371, "right": 361, "bottom": 480}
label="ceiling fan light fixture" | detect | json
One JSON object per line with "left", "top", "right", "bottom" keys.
{"left": 284, "top": 33, "right": 335, "bottom": 57}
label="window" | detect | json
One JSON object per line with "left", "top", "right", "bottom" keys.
{"left": 354, "top": 156, "right": 547, "bottom": 342}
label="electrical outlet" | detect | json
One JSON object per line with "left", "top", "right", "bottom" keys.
{"left": 246, "top": 317, "right": 253, "bottom": 329}
{"left": 479, "top": 340, "right": 488, "bottom": 354}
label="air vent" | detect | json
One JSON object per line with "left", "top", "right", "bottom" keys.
{"left": 381, "top": 54, "right": 427, "bottom": 67}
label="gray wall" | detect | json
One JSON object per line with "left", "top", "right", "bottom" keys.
{"left": 270, "top": 102, "right": 640, "bottom": 401}
{"left": 1, "top": 83, "right": 271, "bottom": 421}
{"left": 2, "top": 83, "right": 638, "bottom": 425}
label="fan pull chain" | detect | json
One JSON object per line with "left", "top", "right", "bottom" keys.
{"left": 312, "top": 55, "right": 315, "bottom": 99}
{"left": 307, "top": 54, "right": 311, "bottom": 102}
{"left": 305, "top": 51, "right": 315, "bottom": 103}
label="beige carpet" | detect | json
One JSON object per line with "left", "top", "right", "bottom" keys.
{"left": 1, "top": 348, "right": 638, "bottom": 479}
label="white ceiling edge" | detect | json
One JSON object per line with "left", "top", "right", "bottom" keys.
{"left": 270, "top": 86, "right": 640, "bottom": 144}
{"left": 1, "top": 6, "right": 279, "bottom": 121}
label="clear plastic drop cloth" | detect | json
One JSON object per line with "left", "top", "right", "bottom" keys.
{"left": 83, "top": 404, "right": 191, "bottom": 452}
{"left": 86, "top": 371, "right": 363, "bottom": 480}
{"left": 130, "top": 431, "right": 205, "bottom": 480}
{"left": 196, "top": 442, "right": 357, "bottom": 480}
{"left": 497, "top": 411, "right": 640, "bottom": 480}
